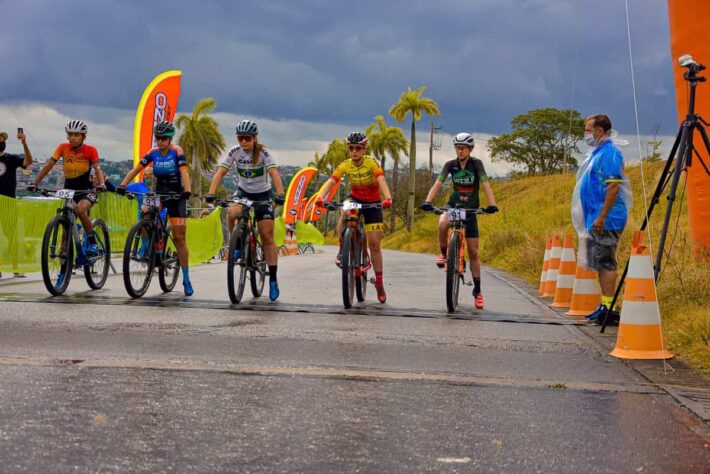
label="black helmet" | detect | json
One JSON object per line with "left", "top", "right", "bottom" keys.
{"left": 154, "top": 121, "right": 176, "bottom": 137}
{"left": 346, "top": 131, "right": 368, "bottom": 145}
{"left": 236, "top": 119, "right": 258, "bottom": 136}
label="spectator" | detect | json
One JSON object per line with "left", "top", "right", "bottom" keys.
{"left": 0, "top": 130, "right": 33, "bottom": 278}
{"left": 577, "top": 114, "right": 630, "bottom": 324}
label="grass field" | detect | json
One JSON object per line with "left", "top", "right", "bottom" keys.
{"left": 379, "top": 162, "right": 710, "bottom": 375}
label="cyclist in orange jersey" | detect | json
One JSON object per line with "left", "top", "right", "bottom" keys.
{"left": 28, "top": 120, "right": 106, "bottom": 256}
{"left": 316, "top": 132, "right": 392, "bottom": 303}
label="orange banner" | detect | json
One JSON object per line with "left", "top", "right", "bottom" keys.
{"left": 282, "top": 167, "right": 318, "bottom": 225}
{"left": 668, "top": 1, "right": 710, "bottom": 253}
{"left": 133, "top": 70, "right": 182, "bottom": 169}
{"left": 308, "top": 180, "right": 341, "bottom": 223}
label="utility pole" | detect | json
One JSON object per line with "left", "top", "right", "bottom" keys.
{"left": 428, "top": 121, "right": 442, "bottom": 182}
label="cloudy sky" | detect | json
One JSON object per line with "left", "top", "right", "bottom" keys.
{"left": 0, "top": 0, "right": 680, "bottom": 175}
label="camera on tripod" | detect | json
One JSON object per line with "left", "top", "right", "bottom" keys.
{"left": 678, "top": 54, "right": 706, "bottom": 82}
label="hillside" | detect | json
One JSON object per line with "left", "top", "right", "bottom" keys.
{"left": 382, "top": 162, "right": 710, "bottom": 374}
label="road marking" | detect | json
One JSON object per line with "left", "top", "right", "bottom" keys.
{"left": 0, "top": 292, "right": 587, "bottom": 326}
{"left": 437, "top": 457, "right": 471, "bottom": 463}
{"left": 0, "top": 355, "right": 662, "bottom": 394}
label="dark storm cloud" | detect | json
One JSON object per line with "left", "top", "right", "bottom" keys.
{"left": 1, "top": 0, "right": 678, "bottom": 135}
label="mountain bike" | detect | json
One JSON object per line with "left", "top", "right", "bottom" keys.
{"left": 219, "top": 197, "right": 272, "bottom": 304}
{"left": 122, "top": 191, "right": 181, "bottom": 298}
{"left": 327, "top": 200, "right": 379, "bottom": 309}
{"left": 35, "top": 188, "right": 111, "bottom": 296}
{"left": 425, "top": 206, "right": 487, "bottom": 312}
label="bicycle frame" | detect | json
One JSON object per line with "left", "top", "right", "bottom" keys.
{"left": 41, "top": 188, "right": 99, "bottom": 266}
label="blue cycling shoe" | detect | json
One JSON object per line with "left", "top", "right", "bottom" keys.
{"left": 183, "top": 279, "right": 194, "bottom": 296}
{"left": 269, "top": 281, "right": 280, "bottom": 301}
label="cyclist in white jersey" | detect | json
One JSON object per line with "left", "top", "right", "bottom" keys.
{"left": 206, "top": 120, "right": 285, "bottom": 301}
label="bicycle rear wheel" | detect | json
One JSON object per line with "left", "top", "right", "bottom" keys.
{"left": 446, "top": 231, "right": 461, "bottom": 313}
{"left": 341, "top": 228, "right": 356, "bottom": 308}
{"left": 123, "top": 219, "right": 155, "bottom": 298}
{"left": 41, "top": 216, "right": 74, "bottom": 296}
{"left": 355, "top": 234, "right": 368, "bottom": 302}
{"left": 84, "top": 219, "right": 110, "bottom": 290}
{"left": 158, "top": 230, "right": 180, "bottom": 293}
{"left": 250, "top": 234, "right": 266, "bottom": 297}
{"left": 227, "top": 225, "right": 248, "bottom": 303}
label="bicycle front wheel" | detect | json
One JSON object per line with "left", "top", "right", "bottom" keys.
{"left": 355, "top": 234, "right": 368, "bottom": 302}
{"left": 41, "top": 216, "right": 74, "bottom": 296}
{"left": 227, "top": 225, "right": 248, "bottom": 304}
{"left": 84, "top": 219, "right": 110, "bottom": 290}
{"left": 123, "top": 219, "right": 155, "bottom": 298}
{"left": 341, "top": 228, "right": 356, "bottom": 309}
{"left": 250, "top": 235, "right": 266, "bottom": 297}
{"left": 446, "top": 231, "right": 461, "bottom": 313}
{"left": 158, "top": 231, "right": 180, "bottom": 293}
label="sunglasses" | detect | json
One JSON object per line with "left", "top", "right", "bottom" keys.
{"left": 348, "top": 145, "right": 365, "bottom": 152}
{"left": 155, "top": 136, "right": 171, "bottom": 141}
{"left": 237, "top": 135, "right": 254, "bottom": 142}
{"left": 455, "top": 146, "right": 470, "bottom": 151}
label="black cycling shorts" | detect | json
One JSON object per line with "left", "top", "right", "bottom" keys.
{"left": 72, "top": 191, "right": 97, "bottom": 205}
{"left": 344, "top": 195, "right": 384, "bottom": 232}
{"left": 445, "top": 204, "right": 479, "bottom": 238}
{"left": 235, "top": 189, "right": 274, "bottom": 222}
{"left": 163, "top": 197, "right": 188, "bottom": 219}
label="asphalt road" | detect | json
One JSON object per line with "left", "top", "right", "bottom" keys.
{"left": 0, "top": 247, "right": 708, "bottom": 473}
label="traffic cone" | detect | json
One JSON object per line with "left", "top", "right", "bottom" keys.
{"left": 542, "top": 234, "right": 562, "bottom": 297}
{"left": 565, "top": 266, "right": 601, "bottom": 316}
{"left": 286, "top": 231, "right": 299, "bottom": 255}
{"left": 551, "top": 234, "right": 577, "bottom": 308}
{"left": 610, "top": 231, "right": 673, "bottom": 360}
{"left": 539, "top": 237, "right": 552, "bottom": 295}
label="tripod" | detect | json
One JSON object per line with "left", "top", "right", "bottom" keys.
{"left": 601, "top": 54, "right": 710, "bottom": 332}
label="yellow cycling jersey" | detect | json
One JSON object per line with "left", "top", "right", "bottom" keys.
{"left": 331, "top": 155, "right": 384, "bottom": 202}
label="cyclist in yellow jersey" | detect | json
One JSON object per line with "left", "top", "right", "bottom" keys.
{"left": 316, "top": 132, "right": 392, "bottom": 303}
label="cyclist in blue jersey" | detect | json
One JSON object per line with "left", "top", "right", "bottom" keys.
{"left": 117, "top": 121, "right": 194, "bottom": 296}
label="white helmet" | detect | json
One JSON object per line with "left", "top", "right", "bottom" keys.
{"left": 65, "top": 120, "right": 88, "bottom": 134}
{"left": 453, "top": 132, "right": 474, "bottom": 148}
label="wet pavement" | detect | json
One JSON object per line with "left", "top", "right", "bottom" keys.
{"left": 0, "top": 247, "right": 708, "bottom": 472}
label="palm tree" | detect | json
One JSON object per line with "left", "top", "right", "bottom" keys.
{"left": 175, "top": 98, "right": 226, "bottom": 204}
{"left": 307, "top": 151, "right": 329, "bottom": 189}
{"left": 366, "top": 115, "right": 408, "bottom": 231}
{"left": 388, "top": 86, "right": 440, "bottom": 231}
{"left": 321, "top": 138, "right": 348, "bottom": 236}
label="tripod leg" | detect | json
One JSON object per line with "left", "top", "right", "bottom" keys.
{"left": 693, "top": 122, "right": 710, "bottom": 177}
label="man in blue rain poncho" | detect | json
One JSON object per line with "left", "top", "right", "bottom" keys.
{"left": 571, "top": 114, "right": 632, "bottom": 323}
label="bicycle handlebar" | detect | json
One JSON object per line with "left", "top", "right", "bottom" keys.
{"left": 326, "top": 201, "right": 383, "bottom": 211}
{"left": 217, "top": 198, "right": 273, "bottom": 208}
{"left": 425, "top": 206, "right": 489, "bottom": 216}
{"left": 123, "top": 191, "right": 183, "bottom": 201}
{"left": 31, "top": 187, "right": 95, "bottom": 198}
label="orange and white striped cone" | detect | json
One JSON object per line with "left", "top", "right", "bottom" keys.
{"left": 610, "top": 231, "right": 673, "bottom": 360}
{"left": 539, "top": 237, "right": 552, "bottom": 295}
{"left": 286, "top": 231, "right": 299, "bottom": 255}
{"left": 551, "top": 234, "right": 577, "bottom": 308}
{"left": 542, "top": 234, "right": 562, "bottom": 297}
{"left": 565, "top": 266, "right": 601, "bottom": 316}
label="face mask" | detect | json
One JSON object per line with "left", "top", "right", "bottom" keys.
{"left": 144, "top": 179, "right": 154, "bottom": 186}
{"left": 0, "top": 142, "right": 5, "bottom": 152}
{"left": 584, "top": 133, "right": 597, "bottom": 147}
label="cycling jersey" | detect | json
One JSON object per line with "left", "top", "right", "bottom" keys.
{"left": 438, "top": 158, "right": 489, "bottom": 208}
{"left": 331, "top": 155, "right": 384, "bottom": 203}
{"left": 139, "top": 145, "right": 187, "bottom": 194}
{"left": 51, "top": 143, "right": 99, "bottom": 190}
{"left": 219, "top": 145, "right": 277, "bottom": 194}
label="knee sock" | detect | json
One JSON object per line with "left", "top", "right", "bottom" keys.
{"left": 375, "top": 271, "right": 383, "bottom": 287}
{"left": 181, "top": 267, "right": 190, "bottom": 281}
{"left": 473, "top": 277, "right": 481, "bottom": 295}
{"left": 269, "top": 265, "right": 278, "bottom": 283}
{"left": 602, "top": 295, "right": 613, "bottom": 309}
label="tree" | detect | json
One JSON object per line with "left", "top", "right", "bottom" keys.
{"left": 487, "top": 108, "right": 584, "bottom": 175}
{"left": 365, "top": 115, "right": 408, "bottom": 231}
{"left": 307, "top": 151, "right": 329, "bottom": 189}
{"left": 389, "top": 86, "right": 441, "bottom": 231}
{"left": 175, "top": 98, "right": 226, "bottom": 204}
{"left": 643, "top": 123, "right": 664, "bottom": 163}
{"left": 320, "top": 138, "right": 349, "bottom": 236}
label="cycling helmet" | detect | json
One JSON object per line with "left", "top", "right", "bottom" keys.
{"left": 236, "top": 120, "right": 258, "bottom": 136}
{"left": 65, "top": 120, "right": 88, "bottom": 134}
{"left": 453, "top": 132, "right": 475, "bottom": 148}
{"left": 154, "top": 121, "right": 176, "bottom": 137}
{"left": 346, "top": 131, "right": 368, "bottom": 145}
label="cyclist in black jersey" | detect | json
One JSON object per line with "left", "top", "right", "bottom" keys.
{"left": 422, "top": 133, "right": 498, "bottom": 309}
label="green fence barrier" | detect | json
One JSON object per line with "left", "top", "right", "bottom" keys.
{"left": 0, "top": 194, "right": 224, "bottom": 272}
{"left": 273, "top": 216, "right": 324, "bottom": 246}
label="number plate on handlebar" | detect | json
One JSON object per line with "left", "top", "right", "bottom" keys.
{"left": 343, "top": 202, "right": 362, "bottom": 211}
{"left": 447, "top": 208, "right": 466, "bottom": 221}
{"left": 234, "top": 198, "right": 254, "bottom": 207}
{"left": 56, "top": 189, "right": 75, "bottom": 199}
{"left": 144, "top": 196, "right": 161, "bottom": 207}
